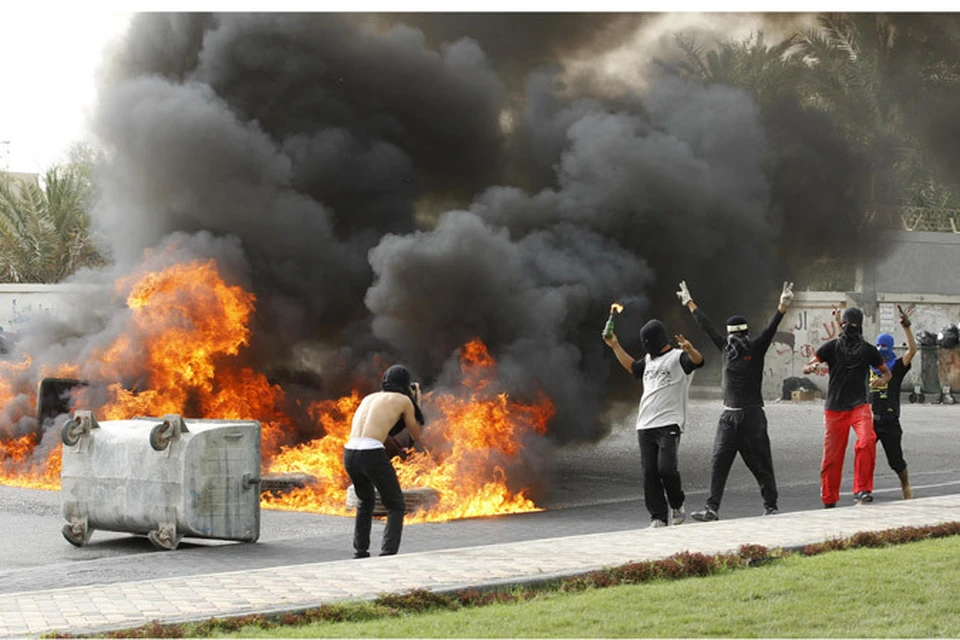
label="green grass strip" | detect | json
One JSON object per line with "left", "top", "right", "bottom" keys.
{"left": 52, "top": 521, "right": 960, "bottom": 638}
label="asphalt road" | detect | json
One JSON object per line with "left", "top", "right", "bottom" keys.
{"left": 1, "top": 398, "right": 958, "bottom": 594}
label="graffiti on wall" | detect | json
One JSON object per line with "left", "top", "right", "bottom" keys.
{"left": 790, "top": 308, "right": 842, "bottom": 379}
{"left": 0, "top": 295, "right": 58, "bottom": 334}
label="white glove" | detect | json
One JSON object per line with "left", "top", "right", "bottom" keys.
{"left": 676, "top": 280, "right": 692, "bottom": 306}
{"left": 780, "top": 281, "right": 794, "bottom": 307}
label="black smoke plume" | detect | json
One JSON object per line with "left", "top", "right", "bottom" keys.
{"left": 3, "top": 13, "right": 907, "bottom": 466}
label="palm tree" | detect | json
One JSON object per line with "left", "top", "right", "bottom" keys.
{"left": 0, "top": 164, "right": 106, "bottom": 283}
{"left": 796, "top": 13, "right": 960, "bottom": 220}
{"left": 655, "top": 31, "right": 805, "bottom": 108}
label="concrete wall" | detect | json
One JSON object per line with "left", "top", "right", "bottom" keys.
{"left": 3, "top": 275, "right": 959, "bottom": 399}
{"left": 762, "top": 291, "right": 960, "bottom": 398}
{"left": 755, "top": 230, "right": 960, "bottom": 399}
{"left": 0, "top": 284, "right": 96, "bottom": 334}
{"left": 869, "top": 231, "right": 960, "bottom": 295}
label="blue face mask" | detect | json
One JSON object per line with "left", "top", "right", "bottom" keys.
{"left": 874, "top": 332, "right": 897, "bottom": 374}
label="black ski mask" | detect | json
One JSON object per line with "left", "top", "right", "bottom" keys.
{"left": 725, "top": 315, "right": 751, "bottom": 362}
{"left": 640, "top": 320, "right": 670, "bottom": 358}
{"left": 841, "top": 308, "right": 863, "bottom": 338}
{"left": 381, "top": 364, "right": 425, "bottom": 434}
{"left": 382, "top": 364, "right": 413, "bottom": 396}
{"left": 839, "top": 307, "right": 865, "bottom": 362}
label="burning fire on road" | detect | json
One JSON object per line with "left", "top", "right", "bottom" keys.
{"left": 0, "top": 258, "right": 555, "bottom": 522}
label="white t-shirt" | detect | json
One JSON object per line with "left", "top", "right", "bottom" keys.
{"left": 634, "top": 349, "right": 697, "bottom": 431}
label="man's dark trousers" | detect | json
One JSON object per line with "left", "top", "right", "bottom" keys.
{"left": 874, "top": 417, "right": 907, "bottom": 474}
{"left": 638, "top": 425, "right": 685, "bottom": 522}
{"left": 706, "top": 407, "right": 778, "bottom": 511}
{"left": 344, "top": 448, "right": 406, "bottom": 556}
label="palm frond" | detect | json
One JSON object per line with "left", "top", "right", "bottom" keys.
{"left": 672, "top": 32, "right": 711, "bottom": 81}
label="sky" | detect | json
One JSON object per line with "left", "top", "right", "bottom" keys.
{"left": 0, "top": 9, "right": 131, "bottom": 174}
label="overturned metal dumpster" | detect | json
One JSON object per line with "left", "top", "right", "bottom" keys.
{"left": 60, "top": 411, "right": 262, "bottom": 550}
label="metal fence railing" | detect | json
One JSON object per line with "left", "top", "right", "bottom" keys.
{"left": 894, "top": 207, "right": 960, "bottom": 233}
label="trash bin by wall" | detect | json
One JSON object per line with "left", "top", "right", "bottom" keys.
{"left": 60, "top": 412, "right": 261, "bottom": 550}
{"left": 939, "top": 345, "right": 960, "bottom": 391}
{"left": 920, "top": 345, "right": 942, "bottom": 394}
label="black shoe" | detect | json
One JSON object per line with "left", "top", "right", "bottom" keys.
{"left": 379, "top": 550, "right": 397, "bottom": 557}
{"left": 824, "top": 502, "right": 836, "bottom": 509}
{"left": 855, "top": 491, "right": 874, "bottom": 504}
{"left": 353, "top": 550, "right": 370, "bottom": 559}
{"left": 692, "top": 507, "right": 719, "bottom": 522}
{"left": 764, "top": 506, "right": 779, "bottom": 516}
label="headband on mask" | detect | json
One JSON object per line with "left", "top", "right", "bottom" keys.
{"left": 726, "top": 315, "right": 749, "bottom": 334}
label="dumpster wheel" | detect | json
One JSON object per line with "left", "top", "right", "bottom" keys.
{"left": 61, "top": 419, "right": 82, "bottom": 447}
{"left": 149, "top": 423, "right": 171, "bottom": 451}
{"left": 944, "top": 394, "right": 956, "bottom": 405}
{"left": 62, "top": 521, "right": 93, "bottom": 547}
{"left": 148, "top": 527, "right": 182, "bottom": 551}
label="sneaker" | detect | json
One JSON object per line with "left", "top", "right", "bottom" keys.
{"left": 764, "top": 506, "right": 779, "bottom": 516}
{"left": 855, "top": 491, "right": 874, "bottom": 504}
{"left": 353, "top": 550, "right": 370, "bottom": 559}
{"left": 671, "top": 505, "right": 686, "bottom": 525}
{"left": 824, "top": 502, "right": 836, "bottom": 509}
{"left": 648, "top": 519, "right": 668, "bottom": 528}
{"left": 691, "top": 507, "right": 719, "bottom": 522}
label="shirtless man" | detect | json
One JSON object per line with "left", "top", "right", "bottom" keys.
{"left": 343, "top": 364, "right": 425, "bottom": 558}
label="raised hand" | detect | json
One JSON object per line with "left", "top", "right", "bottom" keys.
{"left": 897, "top": 304, "right": 914, "bottom": 328}
{"left": 676, "top": 280, "right": 692, "bottom": 306}
{"left": 602, "top": 330, "right": 619, "bottom": 348}
{"left": 832, "top": 307, "right": 843, "bottom": 329}
{"left": 780, "top": 281, "right": 794, "bottom": 307}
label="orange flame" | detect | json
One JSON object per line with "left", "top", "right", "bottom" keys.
{"left": 610, "top": 302, "right": 623, "bottom": 314}
{"left": 0, "top": 259, "right": 555, "bottom": 522}
{"left": 262, "top": 340, "right": 555, "bottom": 521}
{"left": 0, "top": 433, "right": 61, "bottom": 489}
{"left": 0, "top": 353, "right": 74, "bottom": 488}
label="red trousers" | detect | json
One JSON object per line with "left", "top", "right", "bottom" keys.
{"left": 821, "top": 404, "right": 877, "bottom": 505}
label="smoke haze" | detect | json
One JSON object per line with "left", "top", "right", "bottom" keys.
{"left": 4, "top": 12, "right": 914, "bottom": 460}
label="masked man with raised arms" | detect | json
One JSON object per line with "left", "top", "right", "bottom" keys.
{"left": 677, "top": 281, "right": 794, "bottom": 521}
{"left": 343, "top": 364, "right": 425, "bottom": 558}
{"left": 604, "top": 317, "right": 704, "bottom": 528}
{"left": 803, "top": 308, "right": 891, "bottom": 507}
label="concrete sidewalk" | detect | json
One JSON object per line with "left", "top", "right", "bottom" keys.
{"left": 2, "top": 494, "right": 958, "bottom": 638}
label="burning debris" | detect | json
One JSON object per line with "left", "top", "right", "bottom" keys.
{"left": 1, "top": 13, "right": 897, "bottom": 521}
{"left": 346, "top": 485, "right": 440, "bottom": 516}
{"left": 260, "top": 471, "right": 318, "bottom": 494}
{"left": 0, "top": 257, "right": 554, "bottom": 522}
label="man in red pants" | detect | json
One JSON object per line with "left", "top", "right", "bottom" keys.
{"left": 803, "top": 307, "right": 891, "bottom": 507}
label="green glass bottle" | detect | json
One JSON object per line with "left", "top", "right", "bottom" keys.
{"left": 603, "top": 313, "right": 615, "bottom": 340}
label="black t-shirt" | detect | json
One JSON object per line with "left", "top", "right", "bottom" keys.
{"left": 816, "top": 339, "right": 884, "bottom": 412}
{"left": 871, "top": 358, "right": 910, "bottom": 421}
{"left": 692, "top": 307, "right": 784, "bottom": 408}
